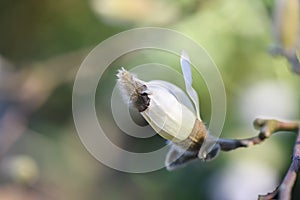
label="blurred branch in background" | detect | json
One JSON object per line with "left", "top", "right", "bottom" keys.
{"left": 270, "top": 0, "right": 300, "bottom": 75}
{"left": 0, "top": 50, "right": 87, "bottom": 199}
{"left": 0, "top": 50, "right": 85, "bottom": 158}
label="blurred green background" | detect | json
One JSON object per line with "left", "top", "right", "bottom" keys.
{"left": 0, "top": 0, "right": 300, "bottom": 199}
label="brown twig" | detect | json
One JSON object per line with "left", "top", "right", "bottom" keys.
{"left": 216, "top": 118, "right": 300, "bottom": 200}
{"left": 259, "top": 128, "right": 300, "bottom": 200}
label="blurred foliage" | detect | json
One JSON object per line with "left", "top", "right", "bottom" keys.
{"left": 0, "top": 0, "right": 300, "bottom": 200}
{"left": 0, "top": 0, "right": 123, "bottom": 62}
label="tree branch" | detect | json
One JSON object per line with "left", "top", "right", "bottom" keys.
{"left": 216, "top": 118, "right": 300, "bottom": 200}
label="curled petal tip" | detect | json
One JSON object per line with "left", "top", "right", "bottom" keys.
{"left": 181, "top": 50, "right": 189, "bottom": 61}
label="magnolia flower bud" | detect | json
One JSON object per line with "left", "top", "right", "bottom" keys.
{"left": 117, "top": 68, "right": 196, "bottom": 142}
{"left": 117, "top": 51, "right": 219, "bottom": 170}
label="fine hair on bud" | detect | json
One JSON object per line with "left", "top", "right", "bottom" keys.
{"left": 116, "top": 68, "right": 150, "bottom": 112}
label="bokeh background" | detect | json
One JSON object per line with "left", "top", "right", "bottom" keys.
{"left": 0, "top": 0, "right": 300, "bottom": 199}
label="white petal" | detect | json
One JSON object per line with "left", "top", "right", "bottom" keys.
{"left": 180, "top": 50, "right": 201, "bottom": 119}
{"left": 141, "top": 84, "right": 196, "bottom": 141}
{"left": 148, "top": 80, "right": 196, "bottom": 114}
